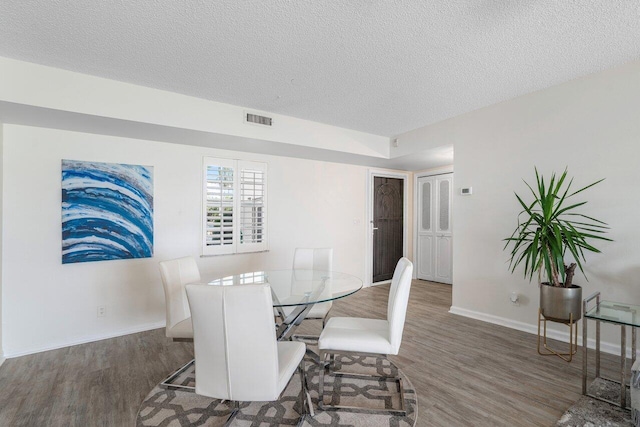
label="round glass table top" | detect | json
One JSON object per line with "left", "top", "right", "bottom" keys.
{"left": 204, "top": 270, "right": 363, "bottom": 307}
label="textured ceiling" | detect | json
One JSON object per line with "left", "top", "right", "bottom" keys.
{"left": 0, "top": 1, "right": 639, "bottom": 137}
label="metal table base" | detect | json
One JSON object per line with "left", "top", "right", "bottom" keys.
{"left": 582, "top": 292, "right": 637, "bottom": 408}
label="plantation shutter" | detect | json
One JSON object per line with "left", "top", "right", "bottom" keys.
{"left": 237, "top": 161, "right": 268, "bottom": 253}
{"left": 202, "top": 157, "right": 267, "bottom": 255}
{"left": 203, "top": 158, "right": 237, "bottom": 255}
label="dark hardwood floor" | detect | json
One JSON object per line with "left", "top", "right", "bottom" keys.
{"left": 0, "top": 281, "right": 620, "bottom": 426}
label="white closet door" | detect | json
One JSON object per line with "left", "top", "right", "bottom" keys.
{"left": 417, "top": 177, "right": 434, "bottom": 280}
{"left": 434, "top": 175, "right": 453, "bottom": 284}
{"left": 416, "top": 173, "right": 453, "bottom": 284}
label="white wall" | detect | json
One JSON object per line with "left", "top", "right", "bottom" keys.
{"left": 1, "top": 124, "right": 370, "bottom": 357}
{"left": 0, "top": 124, "right": 4, "bottom": 366}
{"left": 414, "top": 165, "right": 454, "bottom": 177}
{"left": 400, "top": 59, "right": 640, "bottom": 353}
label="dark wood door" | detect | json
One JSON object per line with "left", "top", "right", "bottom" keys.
{"left": 373, "top": 177, "right": 404, "bottom": 282}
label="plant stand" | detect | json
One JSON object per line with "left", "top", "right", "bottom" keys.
{"left": 537, "top": 308, "right": 578, "bottom": 362}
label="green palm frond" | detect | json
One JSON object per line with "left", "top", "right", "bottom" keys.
{"left": 503, "top": 168, "right": 610, "bottom": 287}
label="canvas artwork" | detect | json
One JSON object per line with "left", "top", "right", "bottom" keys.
{"left": 61, "top": 160, "right": 154, "bottom": 264}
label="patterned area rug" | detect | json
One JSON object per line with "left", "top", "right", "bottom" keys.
{"left": 556, "top": 378, "right": 632, "bottom": 427}
{"left": 137, "top": 353, "right": 417, "bottom": 426}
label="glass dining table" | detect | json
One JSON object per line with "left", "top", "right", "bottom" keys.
{"left": 203, "top": 269, "right": 363, "bottom": 341}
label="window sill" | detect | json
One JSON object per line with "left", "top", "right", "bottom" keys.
{"left": 200, "top": 250, "right": 270, "bottom": 258}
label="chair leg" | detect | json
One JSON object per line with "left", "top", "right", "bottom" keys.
{"left": 292, "top": 319, "right": 323, "bottom": 342}
{"left": 318, "top": 350, "right": 327, "bottom": 410}
{"left": 218, "top": 363, "right": 315, "bottom": 427}
{"left": 318, "top": 351, "right": 407, "bottom": 416}
{"left": 223, "top": 401, "right": 240, "bottom": 427}
{"left": 298, "top": 361, "right": 306, "bottom": 415}
{"left": 292, "top": 310, "right": 331, "bottom": 342}
{"left": 297, "top": 359, "right": 313, "bottom": 425}
{"left": 160, "top": 359, "right": 195, "bottom": 391}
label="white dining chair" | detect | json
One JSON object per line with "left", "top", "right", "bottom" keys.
{"left": 158, "top": 256, "right": 201, "bottom": 341}
{"left": 186, "top": 283, "right": 309, "bottom": 425}
{"left": 158, "top": 256, "right": 201, "bottom": 390}
{"left": 277, "top": 248, "right": 333, "bottom": 336}
{"left": 317, "top": 257, "right": 413, "bottom": 415}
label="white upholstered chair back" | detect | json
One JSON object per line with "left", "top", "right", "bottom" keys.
{"left": 387, "top": 257, "right": 414, "bottom": 354}
{"left": 186, "top": 284, "right": 281, "bottom": 401}
{"left": 293, "top": 248, "right": 333, "bottom": 271}
{"left": 159, "top": 257, "right": 201, "bottom": 330}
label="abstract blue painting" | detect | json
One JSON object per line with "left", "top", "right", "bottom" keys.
{"left": 62, "top": 160, "right": 154, "bottom": 264}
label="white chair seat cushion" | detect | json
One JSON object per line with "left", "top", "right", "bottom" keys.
{"left": 281, "top": 301, "right": 332, "bottom": 320}
{"left": 318, "top": 317, "right": 393, "bottom": 355}
{"left": 166, "top": 317, "right": 193, "bottom": 339}
{"left": 276, "top": 341, "right": 306, "bottom": 393}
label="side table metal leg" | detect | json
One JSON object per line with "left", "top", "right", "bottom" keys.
{"left": 582, "top": 316, "right": 588, "bottom": 395}
{"left": 633, "top": 327, "right": 637, "bottom": 367}
{"left": 596, "top": 320, "right": 601, "bottom": 378}
{"left": 621, "top": 325, "right": 627, "bottom": 408}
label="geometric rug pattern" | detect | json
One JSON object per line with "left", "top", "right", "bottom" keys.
{"left": 556, "top": 377, "right": 632, "bottom": 427}
{"left": 137, "top": 353, "right": 417, "bottom": 426}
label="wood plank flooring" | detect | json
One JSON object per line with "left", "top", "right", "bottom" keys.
{"left": 0, "top": 281, "right": 621, "bottom": 426}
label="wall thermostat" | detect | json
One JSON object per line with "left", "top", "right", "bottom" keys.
{"left": 461, "top": 187, "right": 473, "bottom": 195}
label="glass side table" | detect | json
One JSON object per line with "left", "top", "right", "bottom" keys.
{"left": 582, "top": 292, "right": 638, "bottom": 408}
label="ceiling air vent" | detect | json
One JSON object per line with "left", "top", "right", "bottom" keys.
{"left": 245, "top": 112, "right": 273, "bottom": 127}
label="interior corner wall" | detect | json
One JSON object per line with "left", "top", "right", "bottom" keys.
{"left": 424, "top": 59, "right": 640, "bottom": 352}
{"left": 0, "top": 123, "right": 4, "bottom": 366}
{"left": 1, "top": 124, "right": 370, "bottom": 357}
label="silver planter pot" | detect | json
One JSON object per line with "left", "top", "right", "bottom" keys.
{"left": 539, "top": 283, "right": 582, "bottom": 322}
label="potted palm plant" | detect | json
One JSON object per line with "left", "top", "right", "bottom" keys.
{"left": 504, "top": 168, "right": 611, "bottom": 322}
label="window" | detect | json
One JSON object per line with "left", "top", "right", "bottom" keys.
{"left": 203, "top": 157, "right": 267, "bottom": 255}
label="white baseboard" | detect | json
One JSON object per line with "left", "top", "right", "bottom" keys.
{"left": 449, "top": 306, "right": 633, "bottom": 359}
{"left": 371, "top": 279, "right": 391, "bottom": 287}
{"left": 0, "top": 356, "right": 5, "bottom": 368}
{"left": 3, "top": 321, "right": 166, "bottom": 359}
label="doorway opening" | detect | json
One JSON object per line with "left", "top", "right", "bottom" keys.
{"left": 366, "top": 170, "right": 409, "bottom": 286}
